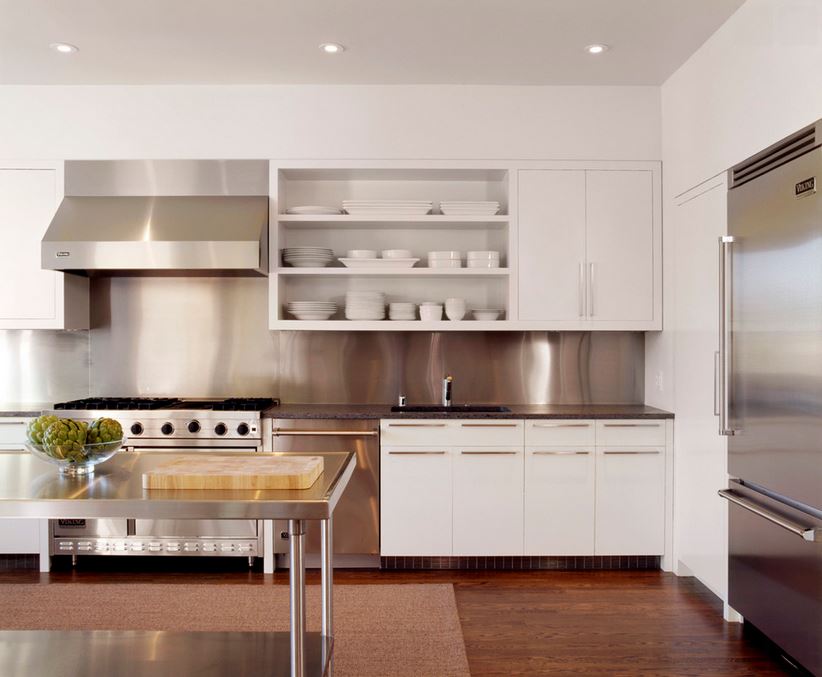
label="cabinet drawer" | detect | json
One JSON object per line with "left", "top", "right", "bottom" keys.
{"left": 524, "top": 420, "right": 595, "bottom": 446}
{"left": 381, "top": 419, "right": 523, "bottom": 446}
{"left": 0, "top": 421, "right": 29, "bottom": 446}
{"left": 595, "top": 420, "right": 666, "bottom": 446}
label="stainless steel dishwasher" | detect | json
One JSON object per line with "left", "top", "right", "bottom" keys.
{"left": 269, "top": 418, "right": 380, "bottom": 567}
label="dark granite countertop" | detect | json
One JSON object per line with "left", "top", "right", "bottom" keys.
{"left": 0, "top": 404, "right": 51, "bottom": 418}
{"left": 263, "top": 403, "right": 673, "bottom": 420}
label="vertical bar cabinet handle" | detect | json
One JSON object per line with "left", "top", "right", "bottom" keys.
{"left": 588, "top": 262, "right": 595, "bottom": 317}
{"left": 578, "top": 261, "right": 585, "bottom": 317}
{"left": 718, "top": 235, "right": 735, "bottom": 436}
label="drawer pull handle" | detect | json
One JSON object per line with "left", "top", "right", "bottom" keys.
{"left": 532, "top": 423, "right": 590, "bottom": 428}
{"left": 460, "top": 451, "right": 518, "bottom": 455}
{"left": 387, "top": 424, "right": 447, "bottom": 428}
{"left": 718, "top": 489, "right": 821, "bottom": 542}
{"left": 532, "top": 450, "right": 590, "bottom": 456}
{"left": 274, "top": 429, "right": 378, "bottom": 437}
{"left": 388, "top": 451, "right": 446, "bottom": 455}
{"left": 602, "top": 450, "right": 660, "bottom": 455}
{"left": 460, "top": 423, "right": 518, "bottom": 428}
{"left": 602, "top": 423, "right": 661, "bottom": 428}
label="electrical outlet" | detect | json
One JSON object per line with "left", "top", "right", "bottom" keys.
{"left": 655, "top": 371, "right": 664, "bottom": 392}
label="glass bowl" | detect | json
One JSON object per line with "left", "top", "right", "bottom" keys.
{"left": 25, "top": 438, "right": 127, "bottom": 476}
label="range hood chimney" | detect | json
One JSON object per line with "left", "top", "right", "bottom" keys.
{"left": 41, "top": 160, "right": 269, "bottom": 277}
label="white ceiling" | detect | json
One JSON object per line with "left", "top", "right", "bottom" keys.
{"left": 0, "top": 0, "right": 745, "bottom": 86}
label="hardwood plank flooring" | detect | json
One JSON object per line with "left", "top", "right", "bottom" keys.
{"left": 0, "top": 563, "right": 795, "bottom": 675}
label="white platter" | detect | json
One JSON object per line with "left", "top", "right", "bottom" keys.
{"left": 339, "top": 258, "right": 420, "bottom": 268}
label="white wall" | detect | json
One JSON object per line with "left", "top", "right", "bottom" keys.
{"left": 662, "top": 0, "right": 822, "bottom": 198}
{"left": 0, "top": 85, "right": 660, "bottom": 161}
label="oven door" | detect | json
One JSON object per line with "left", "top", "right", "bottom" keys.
{"left": 130, "top": 447, "right": 260, "bottom": 540}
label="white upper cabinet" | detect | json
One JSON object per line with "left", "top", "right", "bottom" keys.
{"left": 586, "top": 170, "right": 655, "bottom": 324}
{"left": 518, "top": 170, "right": 586, "bottom": 321}
{"left": 0, "top": 163, "right": 88, "bottom": 329}
{"left": 517, "top": 164, "right": 661, "bottom": 330}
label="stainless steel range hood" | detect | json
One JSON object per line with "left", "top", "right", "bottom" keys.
{"left": 41, "top": 160, "right": 270, "bottom": 276}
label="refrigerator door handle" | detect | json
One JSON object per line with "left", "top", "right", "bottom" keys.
{"left": 713, "top": 350, "right": 720, "bottom": 417}
{"left": 718, "top": 235, "right": 736, "bottom": 435}
{"left": 718, "top": 489, "right": 821, "bottom": 542}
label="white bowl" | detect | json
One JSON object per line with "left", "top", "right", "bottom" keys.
{"left": 473, "top": 309, "right": 503, "bottom": 321}
{"left": 467, "top": 250, "right": 500, "bottom": 259}
{"left": 346, "top": 250, "right": 378, "bottom": 259}
{"left": 420, "top": 305, "right": 443, "bottom": 322}
{"left": 428, "top": 259, "right": 462, "bottom": 269}
{"left": 427, "top": 250, "right": 462, "bottom": 259}
{"left": 381, "top": 249, "right": 413, "bottom": 259}
{"left": 466, "top": 260, "right": 500, "bottom": 269}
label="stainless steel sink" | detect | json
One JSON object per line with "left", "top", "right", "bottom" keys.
{"left": 389, "top": 404, "right": 512, "bottom": 413}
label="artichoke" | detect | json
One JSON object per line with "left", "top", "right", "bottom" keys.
{"left": 26, "top": 415, "right": 59, "bottom": 446}
{"left": 42, "top": 419, "right": 88, "bottom": 462}
{"left": 87, "top": 417, "right": 123, "bottom": 446}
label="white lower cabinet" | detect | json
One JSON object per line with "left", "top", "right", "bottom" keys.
{"left": 380, "top": 418, "right": 669, "bottom": 559}
{"left": 0, "top": 420, "right": 43, "bottom": 555}
{"left": 453, "top": 447, "right": 523, "bottom": 556}
{"left": 594, "top": 446, "right": 665, "bottom": 555}
{"left": 524, "top": 447, "right": 595, "bottom": 555}
{"left": 380, "top": 447, "right": 452, "bottom": 556}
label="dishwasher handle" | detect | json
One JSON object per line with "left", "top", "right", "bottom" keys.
{"left": 273, "top": 429, "right": 378, "bottom": 437}
{"left": 719, "top": 489, "right": 821, "bottom": 542}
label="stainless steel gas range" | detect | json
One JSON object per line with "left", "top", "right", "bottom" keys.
{"left": 45, "top": 397, "right": 277, "bottom": 563}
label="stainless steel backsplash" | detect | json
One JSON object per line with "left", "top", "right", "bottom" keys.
{"left": 84, "top": 278, "right": 643, "bottom": 404}
{"left": 0, "top": 330, "right": 90, "bottom": 403}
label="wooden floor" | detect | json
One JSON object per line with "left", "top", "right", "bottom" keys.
{"left": 0, "top": 562, "right": 795, "bottom": 676}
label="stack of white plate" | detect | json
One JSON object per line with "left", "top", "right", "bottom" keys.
{"left": 467, "top": 251, "right": 501, "bottom": 268}
{"left": 286, "top": 301, "right": 337, "bottom": 320}
{"left": 282, "top": 247, "right": 334, "bottom": 268}
{"left": 345, "top": 291, "right": 386, "bottom": 320}
{"left": 428, "top": 251, "right": 462, "bottom": 268}
{"left": 439, "top": 201, "right": 500, "bottom": 216}
{"left": 342, "top": 200, "right": 433, "bottom": 216}
{"left": 285, "top": 206, "right": 342, "bottom": 215}
{"left": 388, "top": 302, "right": 416, "bottom": 321}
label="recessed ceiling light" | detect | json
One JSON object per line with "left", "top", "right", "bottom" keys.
{"left": 585, "top": 43, "right": 609, "bottom": 55}
{"left": 50, "top": 42, "right": 79, "bottom": 54}
{"left": 319, "top": 42, "right": 345, "bottom": 54}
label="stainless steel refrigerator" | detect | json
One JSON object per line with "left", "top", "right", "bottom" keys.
{"left": 719, "top": 121, "right": 822, "bottom": 675}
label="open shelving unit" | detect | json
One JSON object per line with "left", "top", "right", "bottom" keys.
{"left": 269, "top": 162, "right": 517, "bottom": 330}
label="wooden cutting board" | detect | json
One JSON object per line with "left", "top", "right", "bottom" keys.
{"left": 142, "top": 454, "right": 324, "bottom": 490}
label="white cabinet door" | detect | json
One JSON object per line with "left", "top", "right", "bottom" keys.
{"left": 0, "top": 169, "right": 58, "bottom": 323}
{"left": 673, "top": 177, "right": 729, "bottom": 598}
{"left": 586, "top": 170, "right": 655, "bottom": 323}
{"left": 380, "top": 447, "right": 452, "bottom": 556}
{"left": 595, "top": 447, "right": 665, "bottom": 555}
{"left": 452, "top": 447, "right": 523, "bottom": 555}
{"left": 0, "top": 518, "right": 39, "bottom": 554}
{"left": 518, "top": 170, "right": 586, "bottom": 321}
{"left": 524, "top": 448, "right": 595, "bottom": 555}
{"left": 0, "top": 165, "right": 87, "bottom": 329}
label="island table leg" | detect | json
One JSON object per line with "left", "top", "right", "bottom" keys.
{"left": 288, "top": 518, "right": 306, "bottom": 677}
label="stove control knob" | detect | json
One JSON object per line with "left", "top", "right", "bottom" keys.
{"left": 187, "top": 420, "right": 201, "bottom": 434}
{"left": 214, "top": 423, "right": 227, "bottom": 436}
{"left": 161, "top": 422, "right": 174, "bottom": 436}
{"left": 130, "top": 422, "right": 144, "bottom": 436}
{"left": 237, "top": 423, "right": 250, "bottom": 436}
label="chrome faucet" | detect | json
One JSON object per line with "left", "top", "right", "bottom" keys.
{"left": 442, "top": 375, "right": 453, "bottom": 407}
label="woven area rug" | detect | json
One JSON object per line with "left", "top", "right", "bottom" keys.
{"left": 0, "top": 583, "right": 470, "bottom": 677}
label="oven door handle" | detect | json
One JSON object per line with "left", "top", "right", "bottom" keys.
{"left": 718, "top": 489, "right": 821, "bottom": 542}
{"left": 273, "top": 429, "right": 379, "bottom": 437}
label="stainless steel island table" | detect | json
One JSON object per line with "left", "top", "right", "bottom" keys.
{"left": 0, "top": 450, "right": 356, "bottom": 677}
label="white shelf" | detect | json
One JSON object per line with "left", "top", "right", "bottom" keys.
{"left": 275, "top": 268, "right": 510, "bottom": 277}
{"left": 274, "top": 320, "right": 510, "bottom": 331}
{"left": 278, "top": 214, "right": 509, "bottom": 228}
